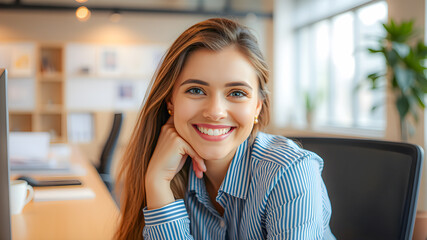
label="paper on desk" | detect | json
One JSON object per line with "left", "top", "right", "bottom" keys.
{"left": 9, "top": 136, "right": 76, "bottom": 174}
{"left": 11, "top": 162, "right": 87, "bottom": 177}
{"left": 33, "top": 188, "right": 95, "bottom": 202}
{"left": 9, "top": 132, "right": 50, "bottom": 162}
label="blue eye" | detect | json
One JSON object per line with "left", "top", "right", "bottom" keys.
{"left": 186, "top": 87, "right": 205, "bottom": 95}
{"left": 229, "top": 90, "right": 247, "bottom": 98}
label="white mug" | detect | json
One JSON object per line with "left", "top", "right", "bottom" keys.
{"left": 10, "top": 180, "right": 34, "bottom": 215}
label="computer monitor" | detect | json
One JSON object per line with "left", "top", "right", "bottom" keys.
{"left": 0, "top": 68, "right": 11, "bottom": 240}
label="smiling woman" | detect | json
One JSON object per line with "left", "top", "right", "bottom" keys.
{"left": 115, "top": 18, "right": 335, "bottom": 240}
{"left": 169, "top": 46, "right": 262, "bottom": 166}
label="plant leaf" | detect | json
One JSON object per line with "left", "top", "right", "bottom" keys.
{"left": 394, "top": 65, "right": 413, "bottom": 91}
{"left": 368, "top": 48, "right": 384, "bottom": 54}
{"left": 396, "top": 95, "right": 410, "bottom": 120}
{"left": 412, "top": 87, "right": 426, "bottom": 109}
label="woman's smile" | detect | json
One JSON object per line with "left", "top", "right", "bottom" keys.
{"left": 193, "top": 124, "right": 235, "bottom": 141}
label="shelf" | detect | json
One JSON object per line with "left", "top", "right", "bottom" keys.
{"left": 40, "top": 72, "right": 63, "bottom": 82}
{"left": 37, "top": 45, "right": 66, "bottom": 143}
{"left": 39, "top": 113, "right": 63, "bottom": 141}
{"left": 39, "top": 105, "right": 63, "bottom": 113}
{"left": 67, "top": 74, "right": 150, "bottom": 80}
{"left": 2, "top": 43, "right": 67, "bottom": 143}
{"left": 39, "top": 81, "right": 63, "bottom": 106}
{"left": 40, "top": 46, "right": 63, "bottom": 75}
{"left": 9, "top": 113, "right": 33, "bottom": 132}
{"left": 9, "top": 110, "right": 32, "bottom": 114}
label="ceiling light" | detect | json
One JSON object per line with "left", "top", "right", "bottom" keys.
{"left": 75, "top": 0, "right": 88, "bottom": 3}
{"left": 110, "top": 10, "right": 121, "bottom": 23}
{"left": 76, "top": 6, "right": 91, "bottom": 22}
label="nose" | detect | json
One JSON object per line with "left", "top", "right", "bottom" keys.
{"left": 203, "top": 94, "right": 227, "bottom": 121}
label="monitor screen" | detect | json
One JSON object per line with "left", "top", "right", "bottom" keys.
{"left": 0, "top": 68, "right": 11, "bottom": 240}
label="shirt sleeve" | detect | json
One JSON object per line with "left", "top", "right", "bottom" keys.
{"left": 265, "top": 154, "right": 334, "bottom": 240}
{"left": 143, "top": 199, "right": 194, "bottom": 240}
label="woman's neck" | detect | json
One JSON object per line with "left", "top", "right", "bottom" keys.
{"left": 203, "top": 146, "right": 237, "bottom": 192}
{"left": 203, "top": 158, "right": 231, "bottom": 217}
{"left": 204, "top": 159, "right": 230, "bottom": 191}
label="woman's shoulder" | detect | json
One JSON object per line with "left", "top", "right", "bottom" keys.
{"left": 251, "top": 132, "right": 323, "bottom": 171}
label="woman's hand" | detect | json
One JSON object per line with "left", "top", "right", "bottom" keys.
{"left": 145, "top": 117, "right": 206, "bottom": 210}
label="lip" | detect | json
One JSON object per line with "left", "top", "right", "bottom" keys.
{"left": 192, "top": 124, "right": 235, "bottom": 142}
{"left": 196, "top": 123, "right": 233, "bottom": 129}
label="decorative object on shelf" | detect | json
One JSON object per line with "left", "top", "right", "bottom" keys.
{"left": 364, "top": 19, "right": 427, "bottom": 141}
{"left": 10, "top": 44, "right": 35, "bottom": 77}
{"left": 41, "top": 56, "right": 56, "bottom": 73}
{"left": 79, "top": 66, "right": 91, "bottom": 75}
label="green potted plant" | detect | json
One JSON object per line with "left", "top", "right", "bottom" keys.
{"left": 365, "top": 19, "right": 427, "bottom": 141}
{"left": 305, "top": 91, "right": 315, "bottom": 129}
{"left": 304, "top": 91, "right": 323, "bottom": 129}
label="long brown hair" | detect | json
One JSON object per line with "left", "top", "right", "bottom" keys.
{"left": 115, "top": 18, "right": 270, "bottom": 240}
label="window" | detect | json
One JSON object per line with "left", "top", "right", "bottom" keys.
{"left": 291, "top": 1, "right": 387, "bottom": 132}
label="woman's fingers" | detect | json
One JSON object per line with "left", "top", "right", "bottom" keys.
{"left": 192, "top": 160, "right": 204, "bottom": 179}
{"left": 182, "top": 144, "right": 206, "bottom": 179}
{"left": 149, "top": 115, "right": 206, "bottom": 180}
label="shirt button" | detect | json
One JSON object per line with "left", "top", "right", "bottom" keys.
{"left": 220, "top": 220, "right": 225, "bottom": 228}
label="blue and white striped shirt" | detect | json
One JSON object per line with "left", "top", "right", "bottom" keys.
{"left": 143, "top": 132, "right": 335, "bottom": 239}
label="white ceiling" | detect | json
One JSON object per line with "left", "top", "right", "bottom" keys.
{"left": 10, "top": 0, "right": 273, "bottom": 12}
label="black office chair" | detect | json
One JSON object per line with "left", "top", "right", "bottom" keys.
{"left": 288, "top": 137, "right": 423, "bottom": 240}
{"left": 97, "top": 113, "right": 123, "bottom": 193}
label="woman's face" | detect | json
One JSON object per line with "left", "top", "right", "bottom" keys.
{"left": 168, "top": 45, "right": 262, "bottom": 163}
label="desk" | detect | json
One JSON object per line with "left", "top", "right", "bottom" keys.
{"left": 11, "top": 146, "right": 120, "bottom": 240}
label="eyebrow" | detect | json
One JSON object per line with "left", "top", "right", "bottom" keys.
{"left": 180, "top": 79, "right": 253, "bottom": 90}
{"left": 225, "top": 82, "right": 253, "bottom": 90}
{"left": 180, "top": 79, "right": 209, "bottom": 86}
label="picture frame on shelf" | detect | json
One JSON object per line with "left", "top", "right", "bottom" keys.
{"left": 10, "top": 44, "right": 35, "bottom": 78}
{"left": 115, "top": 81, "right": 137, "bottom": 109}
{"left": 98, "top": 47, "right": 121, "bottom": 76}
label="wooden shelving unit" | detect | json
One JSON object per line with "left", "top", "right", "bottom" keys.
{"left": 8, "top": 43, "right": 67, "bottom": 143}
{"left": 36, "top": 45, "right": 67, "bottom": 143}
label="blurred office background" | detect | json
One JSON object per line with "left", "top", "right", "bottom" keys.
{"left": 1, "top": 0, "right": 426, "bottom": 208}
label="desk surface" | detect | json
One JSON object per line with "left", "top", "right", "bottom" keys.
{"left": 11, "top": 146, "right": 120, "bottom": 240}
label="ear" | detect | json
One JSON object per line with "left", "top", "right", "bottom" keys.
{"left": 166, "top": 97, "right": 174, "bottom": 110}
{"left": 255, "top": 99, "right": 262, "bottom": 117}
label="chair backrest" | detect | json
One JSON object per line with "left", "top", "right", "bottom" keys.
{"left": 289, "top": 137, "right": 423, "bottom": 240}
{"left": 98, "top": 113, "right": 123, "bottom": 175}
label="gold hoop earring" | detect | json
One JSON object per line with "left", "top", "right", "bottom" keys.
{"left": 254, "top": 116, "right": 259, "bottom": 124}
{"left": 168, "top": 109, "right": 172, "bottom": 115}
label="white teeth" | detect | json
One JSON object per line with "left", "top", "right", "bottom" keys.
{"left": 197, "top": 126, "right": 231, "bottom": 136}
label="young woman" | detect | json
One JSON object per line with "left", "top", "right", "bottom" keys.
{"left": 115, "top": 18, "right": 335, "bottom": 239}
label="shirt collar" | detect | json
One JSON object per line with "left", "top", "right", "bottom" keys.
{"left": 187, "top": 138, "right": 252, "bottom": 200}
